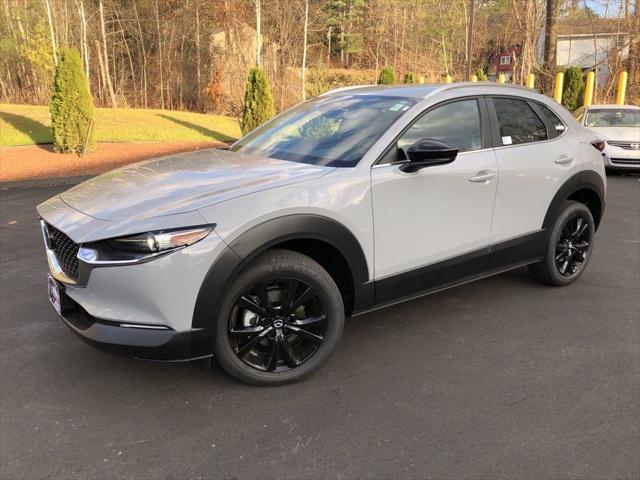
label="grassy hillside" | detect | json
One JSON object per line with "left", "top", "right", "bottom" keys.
{"left": 0, "top": 104, "right": 241, "bottom": 147}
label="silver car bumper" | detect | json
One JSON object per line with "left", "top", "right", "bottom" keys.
{"left": 602, "top": 144, "right": 640, "bottom": 170}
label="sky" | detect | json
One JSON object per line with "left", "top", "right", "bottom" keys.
{"left": 585, "top": 0, "right": 628, "bottom": 17}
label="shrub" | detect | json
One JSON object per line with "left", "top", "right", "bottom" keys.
{"left": 377, "top": 67, "right": 395, "bottom": 85}
{"left": 50, "top": 47, "right": 94, "bottom": 154}
{"left": 403, "top": 72, "right": 416, "bottom": 84}
{"left": 241, "top": 68, "right": 275, "bottom": 135}
{"left": 562, "top": 66, "right": 585, "bottom": 111}
{"left": 475, "top": 68, "right": 488, "bottom": 81}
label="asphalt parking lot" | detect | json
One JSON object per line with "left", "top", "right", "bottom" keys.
{"left": 1, "top": 175, "right": 638, "bottom": 480}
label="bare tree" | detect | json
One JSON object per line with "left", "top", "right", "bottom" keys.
{"left": 543, "top": 0, "right": 559, "bottom": 93}
{"left": 301, "top": 0, "right": 309, "bottom": 100}
{"left": 98, "top": 0, "right": 117, "bottom": 107}
{"left": 43, "top": 0, "right": 57, "bottom": 65}
{"left": 255, "top": 0, "right": 261, "bottom": 67}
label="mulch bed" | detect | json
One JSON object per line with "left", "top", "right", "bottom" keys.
{"left": 0, "top": 141, "right": 226, "bottom": 182}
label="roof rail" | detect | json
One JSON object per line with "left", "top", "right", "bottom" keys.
{"left": 318, "top": 85, "right": 375, "bottom": 97}
{"left": 428, "top": 81, "right": 537, "bottom": 98}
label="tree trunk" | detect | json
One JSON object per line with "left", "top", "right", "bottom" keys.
{"left": 301, "top": 0, "right": 309, "bottom": 101}
{"left": 43, "top": 0, "right": 58, "bottom": 65}
{"left": 255, "top": 0, "right": 261, "bottom": 67}
{"left": 133, "top": 2, "right": 148, "bottom": 109}
{"left": 466, "top": 0, "right": 475, "bottom": 80}
{"left": 627, "top": 0, "right": 639, "bottom": 78}
{"left": 99, "top": 0, "right": 117, "bottom": 107}
{"left": 95, "top": 39, "right": 107, "bottom": 105}
{"left": 543, "top": 0, "right": 559, "bottom": 93}
{"left": 196, "top": 3, "right": 201, "bottom": 109}
{"left": 154, "top": 0, "right": 164, "bottom": 109}
{"left": 77, "top": 0, "right": 90, "bottom": 89}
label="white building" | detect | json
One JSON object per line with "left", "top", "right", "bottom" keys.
{"left": 537, "top": 19, "right": 629, "bottom": 86}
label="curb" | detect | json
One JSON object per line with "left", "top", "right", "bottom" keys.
{"left": 1, "top": 175, "right": 92, "bottom": 190}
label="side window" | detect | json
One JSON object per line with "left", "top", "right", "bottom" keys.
{"left": 534, "top": 102, "right": 566, "bottom": 139}
{"left": 493, "top": 97, "right": 547, "bottom": 145}
{"left": 398, "top": 99, "right": 482, "bottom": 153}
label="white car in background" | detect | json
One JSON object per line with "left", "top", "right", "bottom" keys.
{"left": 574, "top": 105, "right": 640, "bottom": 171}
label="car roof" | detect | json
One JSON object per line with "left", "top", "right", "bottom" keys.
{"left": 585, "top": 104, "right": 640, "bottom": 110}
{"left": 322, "top": 82, "right": 539, "bottom": 100}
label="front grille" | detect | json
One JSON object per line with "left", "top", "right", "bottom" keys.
{"left": 611, "top": 158, "right": 640, "bottom": 165}
{"left": 46, "top": 223, "right": 80, "bottom": 280}
{"left": 608, "top": 141, "right": 640, "bottom": 150}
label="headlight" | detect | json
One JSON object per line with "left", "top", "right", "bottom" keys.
{"left": 108, "top": 227, "right": 214, "bottom": 253}
{"left": 78, "top": 225, "right": 214, "bottom": 266}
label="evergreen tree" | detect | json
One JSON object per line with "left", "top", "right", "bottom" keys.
{"left": 378, "top": 67, "right": 395, "bottom": 85}
{"left": 475, "top": 68, "right": 488, "bottom": 81}
{"left": 241, "top": 68, "right": 275, "bottom": 135}
{"left": 403, "top": 72, "right": 416, "bottom": 84}
{"left": 50, "top": 47, "right": 95, "bottom": 154}
{"left": 562, "top": 66, "right": 584, "bottom": 112}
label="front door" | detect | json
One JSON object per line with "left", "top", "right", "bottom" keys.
{"left": 371, "top": 98, "right": 498, "bottom": 304}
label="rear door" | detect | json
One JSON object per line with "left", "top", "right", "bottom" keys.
{"left": 488, "top": 96, "right": 578, "bottom": 244}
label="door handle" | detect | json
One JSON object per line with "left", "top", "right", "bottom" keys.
{"left": 554, "top": 155, "right": 573, "bottom": 165}
{"left": 468, "top": 172, "right": 496, "bottom": 183}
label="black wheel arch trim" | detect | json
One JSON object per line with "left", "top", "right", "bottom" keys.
{"left": 542, "top": 170, "right": 605, "bottom": 231}
{"left": 192, "top": 214, "right": 373, "bottom": 334}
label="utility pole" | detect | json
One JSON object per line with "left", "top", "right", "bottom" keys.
{"left": 466, "top": 0, "right": 475, "bottom": 81}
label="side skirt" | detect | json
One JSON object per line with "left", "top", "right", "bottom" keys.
{"left": 353, "top": 229, "right": 546, "bottom": 317}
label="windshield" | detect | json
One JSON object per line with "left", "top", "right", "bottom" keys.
{"left": 232, "top": 94, "right": 416, "bottom": 167}
{"left": 584, "top": 109, "right": 640, "bottom": 128}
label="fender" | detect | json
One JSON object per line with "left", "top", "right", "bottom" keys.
{"left": 542, "top": 170, "right": 605, "bottom": 231}
{"left": 191, "top": 214, "right": 373, "bottom": 340}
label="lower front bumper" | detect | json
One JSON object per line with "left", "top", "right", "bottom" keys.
{"left": 57, "top": 289, "right": 213, "bottom": 362}
{"left": 603, "top": 150, "right": 640, "bottom": 170}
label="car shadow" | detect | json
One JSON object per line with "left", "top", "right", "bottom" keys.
{"left": 156, "top": 113, "right": 235, "bottom": 143}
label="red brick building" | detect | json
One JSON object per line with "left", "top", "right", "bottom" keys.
{"left": 491, "top": 45, "right": 523, "bottom": 81}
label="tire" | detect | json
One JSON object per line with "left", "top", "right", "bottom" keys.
{"left": 529, "top": 200, "right": 595, "bottom": 286}
{"left": 213, "top": 249, "right": 344, "bottom": 385}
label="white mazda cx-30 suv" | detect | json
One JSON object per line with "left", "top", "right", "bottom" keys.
{"left": 39, "top": 83, "right": 606, "bottom": 385}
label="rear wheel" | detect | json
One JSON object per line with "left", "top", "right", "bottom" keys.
{"left": 214, "top": 249, "right": 344, "bottom": 385}
{"left": 529, "top": 201, "right": 595, "bottom": 286}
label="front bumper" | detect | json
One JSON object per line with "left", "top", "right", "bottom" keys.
{"left": 54, "top": 282, "right": 214, "bottom": 361}
{"left": 38, "top": 196, "right": 233, "bottom": 359}
{"left": 603, "top": 145, "right": 640, "bottom": 169}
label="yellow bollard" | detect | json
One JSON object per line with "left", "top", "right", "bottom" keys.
{"left": 584, "top": 71, "right": 595, "bottom": 106}
{"left": 471, "top": 74, "right": 478, "bottom": 82}
{"left": 498, "top": 74, "right": 505, "bottom": 84}
{"left": 445, "top": 74, "right": 453, "bottom": 83}
{"left": 553, "top": 72, "right": 564, "bottom": 103}
{"left": 419, "top": 75, "right": 425, "bottom": 84}
{"left": 616, "top": 71, "right": 627, "bottom": 105}
{"left": 526, "top": 73, "right": 535, "bottom": 89}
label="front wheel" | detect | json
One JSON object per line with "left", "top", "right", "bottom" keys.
{"left": 214, "top": 249, "right": 344, "bottom": 385}
{"left": 529, "top": 201, "right": 595, "bottom": 286}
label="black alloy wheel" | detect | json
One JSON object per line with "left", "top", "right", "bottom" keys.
{"left": 214, "top": 249, "right": 344, "bottom": 385}
{"left": 228, "top": 278, "right": 327, "bottom": 373}
{"left": 529, "top": 200, "right": 596, "bottom": 286}
{"left": 554, "top": 214, "right": 592, "bottom": 276}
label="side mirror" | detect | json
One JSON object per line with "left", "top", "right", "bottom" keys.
{"left": 399, "top": 139, "right": 458, "bottom": 173}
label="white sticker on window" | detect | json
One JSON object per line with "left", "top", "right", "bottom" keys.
{"left": 502, "top": 136, "right": 512, "bottom": 145}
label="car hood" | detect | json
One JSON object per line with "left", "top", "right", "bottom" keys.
{"left": 58, "top": 148, "right": 335, "bottom": 221}
{"left": 586, "top": 126, "right": 640, "bottom": 142}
